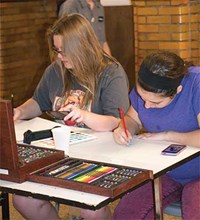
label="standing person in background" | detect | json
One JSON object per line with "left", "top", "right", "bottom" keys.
{"left": 13, "top": 13, "right": 129, "bottom": 220}
{"left": 56, "top": 0, "right": 65, "bottom": 13}
{"left": 58, "top": 0, "right": 112, "bottom": 55}
{"left": 113, "top": 51, "right": 200, "bottom": 219}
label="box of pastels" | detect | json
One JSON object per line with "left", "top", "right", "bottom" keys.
{"left": 0, "top": 100, "right": 64, "bottom": 183}
{"left": 0, "top": 100, "right": 152, "bottom": 198}
{"left": 28, "top": 156, "right": 152, "bottom": 198}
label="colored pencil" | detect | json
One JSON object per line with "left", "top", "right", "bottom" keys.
{"left": 119, "top": 107, "right": 128, "bottom": 138}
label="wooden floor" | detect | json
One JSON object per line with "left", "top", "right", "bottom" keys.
{"left": 0, "top": 194, "right": 181, "bottom": 220}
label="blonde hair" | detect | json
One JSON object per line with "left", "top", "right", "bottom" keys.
{"left": 47, "top": 13, "right": 117, "bottom": 107}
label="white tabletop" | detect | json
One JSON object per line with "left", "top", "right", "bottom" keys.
{"left": 1, "top": 117, "right": 199, "bottom": 209}
{"left": 0, "top": 179, "right": 109, "bottom": 209}
{"left": 69, "top": 131, "right": 199, "bottom": 176}
{"left": 14, "top": 117, "right": 67, "bottom": 142}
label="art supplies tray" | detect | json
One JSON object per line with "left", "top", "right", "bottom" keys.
{"left": 28, "top": 157, "right": 152, "bottom": 198}
{"left": 0, "top": 100, "right": 64, "bottom": 183}
{"left": 0, "top": 99, "right": 152, "bottom": 199}
{"left": 3, "top": 144, "right": 64, "bottom": 183}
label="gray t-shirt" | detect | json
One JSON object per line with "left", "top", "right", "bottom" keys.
{"left": 33, "top": 61, "right": 130, "bottom": 120}
{"left": 58, "top": 0, "right": 106, "bottom": 46}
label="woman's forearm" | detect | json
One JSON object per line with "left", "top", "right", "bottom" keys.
{"left": 166, "top": 130, "right": 200, "bottom": 147}
{"left": 83, "top": 111, "right": 120, "bottom": 131}
{"left": 125, "top": 115, "right": 141, "bottom": 136}
{"left": 14, "top": 98, "right": 42, "bottom": 120}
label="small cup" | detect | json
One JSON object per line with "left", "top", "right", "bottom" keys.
{"left": 51, "top": 126, "right": 71, "bottom": 155}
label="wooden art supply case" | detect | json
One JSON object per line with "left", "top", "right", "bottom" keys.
{"left": 0, "top": 100, "right": 152, "bottom": 198}
{"left": 0, "top": 100, "right": 64, "bottom": 183}
{"left": 28, "top": 157, "right": 151, "bottom": 198}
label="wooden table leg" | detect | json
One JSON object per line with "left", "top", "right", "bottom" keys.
{"left": 154, "top": 177, "right": 163, "bottom": 220}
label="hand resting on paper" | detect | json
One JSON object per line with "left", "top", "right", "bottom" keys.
{"left": 137, "top": 131, "right": 168, "bottom": 141}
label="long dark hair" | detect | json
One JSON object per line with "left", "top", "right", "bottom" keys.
{"left": 138, "top": 51, "right": 190, "bottom": 97}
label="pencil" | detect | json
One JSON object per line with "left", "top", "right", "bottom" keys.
{"left": 119, "top": 107, "right": 128, "bottom": 138}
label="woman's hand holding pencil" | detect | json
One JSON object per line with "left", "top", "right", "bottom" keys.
{"left": 113, "top": 107, "right": 132, "bottom": 146}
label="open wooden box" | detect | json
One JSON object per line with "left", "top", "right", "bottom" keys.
{"left": 0, "top": 100, "right": 152, "bottom": 198}
{"left": 0, "top": 100, "right": 64, "bottom": 183}
{"left": 28, "top": 156, "right": 152, "bottom": 198}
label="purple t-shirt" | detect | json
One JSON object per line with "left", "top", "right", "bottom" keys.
{"left": 129, "top": 66, "right": 200, "bottom": 184}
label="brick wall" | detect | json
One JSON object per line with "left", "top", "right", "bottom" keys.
{"left": 0, "top": 0, "right": 199, "bottom": 105}
{"left": 133, "top": 0, "right": 200, "bottom": 73}
{"left": 0, "top": 0, "right": 57, "bottom": 106}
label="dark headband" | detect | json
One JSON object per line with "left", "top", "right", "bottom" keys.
{"left": 138, "top": 64, "right": 183, "bottom": 90}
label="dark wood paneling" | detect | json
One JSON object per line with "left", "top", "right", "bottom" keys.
{"left": 104, "top": 6, "right": 135, "bottom": 89}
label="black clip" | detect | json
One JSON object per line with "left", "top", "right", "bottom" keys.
{"left": 23, "top": 126, "right": 60, "bottom": 144}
